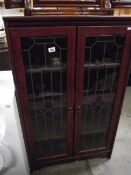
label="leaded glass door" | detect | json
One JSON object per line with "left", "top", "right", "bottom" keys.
{"left": 10, "top": 27, "right": 76, "bottom": 161}
{"left": 75, "top": 27, "right": 131, "bottom": 154}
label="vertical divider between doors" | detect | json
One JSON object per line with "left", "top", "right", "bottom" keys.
{"left": 66, "top": 27, "right": 77, "bottom": 155}
{"left": 74, "top": 27, "right": 85, "bottom": 155}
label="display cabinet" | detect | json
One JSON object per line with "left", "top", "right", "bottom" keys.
{"left": 3, "top": 16, "right": 131, "bottom": 171}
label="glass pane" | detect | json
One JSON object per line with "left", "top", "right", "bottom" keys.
{"left": 21, "top": 36, "right": 68, "bottom": 157}
{"left": 79, "top": 34, "right": 125, "bottom": 151}
{"left": 85, "top": 35, "right": 125, "bottom": 64}
{"left": 21, "top": 36, "right": 67, "bottom": 69}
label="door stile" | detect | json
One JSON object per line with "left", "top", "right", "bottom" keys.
{"left": 74, "top": 27, "right": 85, "bottom": 155}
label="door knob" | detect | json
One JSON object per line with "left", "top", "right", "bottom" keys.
{"left": 68, "top": 106, "right": 73, "bottom": 111}
{"left": 77, "top": 106, "right": 81, "bottom": 111}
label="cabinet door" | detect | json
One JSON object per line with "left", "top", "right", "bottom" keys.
{"left": 9, "top": 27, "right": 76, "bottom": 165}
{"left": 75, "top": 27, "right": 131, "bottom": 155}
{"left": 4, "top": 0, "right": 24, "bottom": 8}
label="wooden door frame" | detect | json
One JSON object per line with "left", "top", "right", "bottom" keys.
{"left": 74, "top": 26, "right": 131, "bottom": 156}
{"left": 9, "top": 26, "right": 76, "bottom": 167}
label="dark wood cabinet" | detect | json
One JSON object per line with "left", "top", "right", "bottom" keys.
{"left": 3, "top": 16, "right": 131, "bottom": 171}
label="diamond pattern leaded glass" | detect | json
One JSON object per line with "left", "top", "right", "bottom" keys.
{"left": 79, "top": 35, "right": 125, "bottom": 151}
{"left": 21, "top": 36, "right": 68, "bottom": 157}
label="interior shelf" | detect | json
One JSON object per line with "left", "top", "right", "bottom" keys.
{"left": 28, "top": 92, "right": 66, "bottom": 98}
{"left": 83, "top": 93, "right": 114, "bottom": 101}
{"left": 29, "top": 97, "right": 66, "bottom": 110}
{"left": 84, "top": 62, "right": 120, "bottom": 69}
{"left": 83, "top": 89, "right": 115, "bottom": 95}
{"left": 26, "top": 64, "right": 67, "bottom": 73}
{"left": 81, "top": 128, "right": 107, "bottom": 136}
{"left": 35, "top": 134, "right": 66, "bottom": 142}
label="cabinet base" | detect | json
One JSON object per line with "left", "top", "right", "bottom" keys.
{"left": 31, "top": 150, "right": 110, "bottom": 171}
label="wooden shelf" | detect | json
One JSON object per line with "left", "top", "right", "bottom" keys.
{"left": 29, "top": 97, "right": 66, "bottom": 110}
{"left": 26, "top": 64, "right": 67, "bottom": 73}
{"left": 35, "top": 134, "right": 66, "bottom": 142}
{"left": 28, "top": 92, "right": 66, "bottom": 98}
{"left": 84, "top": 62, "right": 120, "bottom": 69}
{"left": 82, "top": 93, "right": 114, "bottom": 102}
{"left": 81, "top": 129, "right": 107, "bottom": 136}
{"left": 83, "top": 90, "right": 115, "bottom": 95}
